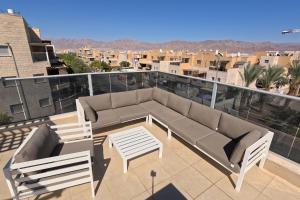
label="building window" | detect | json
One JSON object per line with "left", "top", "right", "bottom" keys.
{"left": 2, "top": 76, "right": 16, "bottom": 87}
{"left": 0, "top": 45, "right": 10, "bottom": 56}
{"left": 212, "top": 77, "right": 215, "bottom": 81}
{"left": 39, "top": 97, "right": 51, "bottom": 107}
{"left": 197, "top": 60, "right": 202, "bottom": 65}
{"left": 10, "top": 104, "right": 23, "bottom": 114}
{"left": 265, "top": 60, "right": 269, "bottom": 64}
{"left": 33, "top": 73, "right": 46, "bottom": 83}
{"left": 218, "top": 78, "right": 221, "bottom": 82}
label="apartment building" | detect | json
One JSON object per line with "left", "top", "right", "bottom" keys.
{"left": 259, "top": 51, "right": 293, "bottom": 68}
{"left": 0, "top": 10, "right": 58, "bottom": 78}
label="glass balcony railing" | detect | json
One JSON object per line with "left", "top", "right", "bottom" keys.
{"left": 0, "top": 71, "right": 299, "bottom": 164}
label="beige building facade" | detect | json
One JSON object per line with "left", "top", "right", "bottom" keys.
{"left": 0, "top": 11, "right": 57, "bottom": 78}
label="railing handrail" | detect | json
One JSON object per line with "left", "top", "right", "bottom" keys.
{"left": 158, "top": 71, "right": 300, "bottom": 101}
{"left": 2, "top": 70, "right": 157, "bottom": 80}
{"left": 2, "top": 70, "right": 299, "bottom": 101}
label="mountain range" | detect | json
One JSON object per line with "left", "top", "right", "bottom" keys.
{"left": 51, "top": 39, "right": 300, "bottom": 53}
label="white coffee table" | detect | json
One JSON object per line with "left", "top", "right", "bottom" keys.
{"left": 108, "top": 126, "right": 163, "bottom": 173}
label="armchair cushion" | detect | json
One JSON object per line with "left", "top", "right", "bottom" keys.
{"left": 80, "top": 93, "right": 111, "bottom": 112}
{"left": 15, "top": 124, "right": 59, "bottom": 163}
{"left": 79, "top": 99, "right": 97, "bottom": 122}
{"left": 229, "top": 130, "right": 261, "bottom": 165}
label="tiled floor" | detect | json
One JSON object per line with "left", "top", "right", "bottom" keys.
{"left": 0, "top": 116, "right": 300, "bottom": 200}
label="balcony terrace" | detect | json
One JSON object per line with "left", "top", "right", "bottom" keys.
{"left": 0, "top": 71, "right": 299, "bottom": 199}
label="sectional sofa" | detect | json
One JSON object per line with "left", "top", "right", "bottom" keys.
{"left": 76, "top": 87, "right": 274, "bottom": 192}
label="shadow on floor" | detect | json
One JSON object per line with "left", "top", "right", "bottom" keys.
{"left": 147, "top": 183, "right": 188, "bottom": 200}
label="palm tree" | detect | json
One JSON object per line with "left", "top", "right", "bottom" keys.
{"left": 239, "top": 64, "right": 263, "bottom": 87}
{"left": 257, "top": 66, "right": 288, "bottom": 91}
{"left": 287, "top": 60, "right": 300, "bottom": 96}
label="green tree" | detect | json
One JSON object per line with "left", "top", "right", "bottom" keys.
{"left": 58, "top": 53, "right": 90, "bottom": 73}
{"left": 90, "top": 61, "right": 101, "bottom": 70}
{"left": 287, "top": 60, "right": 300, "bottom": 96}
{"left": 0, "top": 113, "right": 13, "bottom": 125}
{"left": 119, "top": 61, "right": 130, "bottom": 68}
{"left": 90, "top": 60, "right": 112, "bottom": 72}
{"left": 257, "top": 66, "right": 288, "bottom": 91}
{"left": 239, "top": 64, "right": 263, "bottom": 87}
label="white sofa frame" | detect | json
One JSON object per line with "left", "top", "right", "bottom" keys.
{"left": 76, "top": 99, "right": 274, "bottom": 192}
{"left": 149, "top": 114, "right": 274, "bottom": 192}
{"left": 3, "top": 122, "right": 95, "bottom": 200}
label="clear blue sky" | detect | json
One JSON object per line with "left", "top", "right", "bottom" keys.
{"left": 1, "top": 0, "right": 300, "bottom": 43}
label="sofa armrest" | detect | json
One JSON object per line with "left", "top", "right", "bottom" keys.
{"left": 50, "top": 122, "right": 93, "bottom": 143}
{"left": 76, "top": 99, "right": 87, "bottom": 124}
{"left": 239, "top": 131, "right": 274, "bottom": 173}
{"left": 4, "top": 151, "right": 93, "bottom": 199}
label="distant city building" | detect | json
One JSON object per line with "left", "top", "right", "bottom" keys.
{"left": 0, "top": 10, "right": 60, "bottom": 78}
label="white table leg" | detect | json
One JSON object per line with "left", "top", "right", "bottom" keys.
{"left": 149, "top": 115, "right": 153, "bottom": 125}
{"left": 159, "top": 145, "right": 163, "bottom": 158}
{"left": 123, "top": 159, "right": 128, "bottom": 173}
{"left": 108, "top": 138, "right": 112, "bottom": 148}
{"left": 167, "top": 129, "right": 172, "bottom": 139}
{"left": 146, "top": 116, "right": 149, "bottom": 123}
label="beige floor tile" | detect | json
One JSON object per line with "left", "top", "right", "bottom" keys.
{"left": 216, "top": 175, "right": 260, "bottom": 200}
{"left": 131, "top": 190, "right": 151, "bottom": 200}
{"left": 133, "top": 160, "right": 171, "bottom": 189}
{"left": 255, "top": 194, "right": 271, "bottom": 200}
{"left": 195, "top": 185, "right": 232, "bottom": 200}
{"left": 262, "top": 177, "right": 300, "bottom": 200}
{"left": 192, "top": 160, "right": 226, "bottom": 183}
{"left": 95, "top": 182, "right": 115, "bottom": 200}
{"left": 174, "top": 146, "right": 202, "bottom": 165}
{"left": 158, "top": 149, "right": 189, "bottom": 176}
{"left": 105, "top": 173, "right": 146, "bottom": 200}
{"left": 171, "top": 167, "right": 212, "bottom": 198}
{"left": 244, "top": 166, "right": 275, "bottom": 192}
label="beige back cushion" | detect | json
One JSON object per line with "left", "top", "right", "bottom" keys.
{"left": 188, "top": 102, "right": 221, "bottom": 130}
{"left": 111, "top": 90, "right": 137, "bottom": 108}
{"left": 137, "top": 88, "right": 153, "bottom": 103}
{"left": 218, "top": 112, "right": 268, "bottom": 139}
{"left": 167, "top": 93, "right": 191, "bottom": 116}
{"left": 81, "top": 93, "right": 112, "bottom": 112}
{"left": 152, "top": 87, "right": 169, "bottom": 105}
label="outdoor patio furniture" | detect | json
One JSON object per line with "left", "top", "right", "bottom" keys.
{"left": 108, "top": 126, "right": 163, "bottom": 173}
{"left": 76, "top": 87, "right": 274, "bottom": 192}
{"left": 3, "top": 122, "right": 95, "bottom": 200}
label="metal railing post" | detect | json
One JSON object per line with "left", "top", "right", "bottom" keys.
{"left": 210, "top": 82, "right": 218, "bottom": 109}
{"left": 87, "top": 74, "right": 93, "bottom": 96}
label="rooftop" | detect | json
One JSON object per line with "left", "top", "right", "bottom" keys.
{"left": 0, "top": 71, "right": 299, "bottom": 199}
{"left": 0, "top": 114, "right": 299, "bottom": 200}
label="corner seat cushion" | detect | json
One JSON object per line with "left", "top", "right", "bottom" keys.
{"left": 111, "top": 90, "right": 137, "bottom": 108}
{"left": 79, "top": 93, "right": 111, "bottom": 112}
{"left": 92, "top": 109, "right": 120, "bottom": 129}
{"left": 52, "top": 139, "right": 94, "bottom": 158}
{"left": 196, "top": 134, "right": 240, "bottom": 173}
{"left": 113, "top": 105, "right": 149, "bottom": 122}
{"left": 150, "top": 106, "right": 185, "bottom": 126}
{"left": 79, "top": 99, "right": 97, "bottom": 122}
{"left": 218, "top": 112, "right": 268, "bottom": 139}
{"left": 152, "top": 87, "right": 169, "bottom": 105}
{"left": 188, "top": 102, "right": 221, "bottom": 131}
{"left": 167, "top": 93, "right": 191, "bottom": 116}
{"left": 15, "top": 124, "right": 59, "bottom": 163}
{"left": 137, "top": 88, "right": 153, "bottom": 103}
{"left": 229, "top": 130, "right": 261, "bottom": 165}
{"left": 140, "top": 100, "right": 166, "bottom": 112}
{"left": 169, "top": 117, "right": 217, "bottom": 145}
